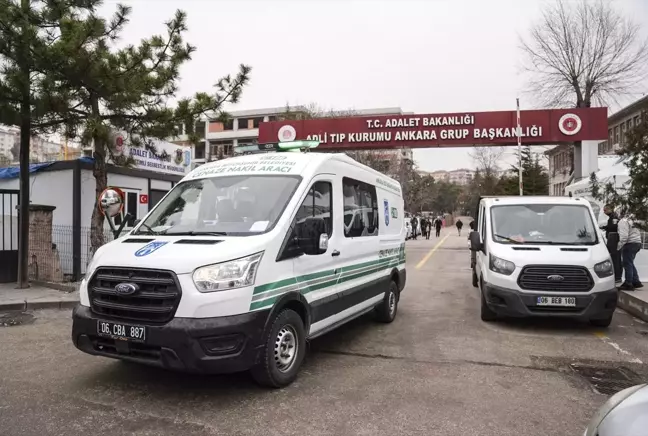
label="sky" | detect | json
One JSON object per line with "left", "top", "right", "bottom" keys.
{"left": 100, "top": 0, "right": 648, "bottom": 172}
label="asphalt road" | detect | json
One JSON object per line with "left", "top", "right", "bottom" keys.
{"left": 2, "top": 229, "right": 648, "bottom": 436}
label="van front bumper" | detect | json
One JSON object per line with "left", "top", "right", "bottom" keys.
{"left": 72, "top": 305, "right": 269, "bottom": 374}
{"left": 482, "top": 283, "right": 618, "bottom": 320}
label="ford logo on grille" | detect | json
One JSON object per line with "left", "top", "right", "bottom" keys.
{"left": 547, "top": 275, "right": 565, "bottom": 282}
{"left": 114, "top": 282, "right": 139, "bottom": 295}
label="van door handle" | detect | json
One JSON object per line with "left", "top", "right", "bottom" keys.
{"left": 331, "top": 250, "right": 341, "bottom": 257}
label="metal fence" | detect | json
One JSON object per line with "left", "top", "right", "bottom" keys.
{"left": 29, "top": 225, "right": 114, "bottom": 282}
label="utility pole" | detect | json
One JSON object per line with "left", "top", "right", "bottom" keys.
{"left": 516, "top": 98, "right": 523, "bottom": 196}
{"left": 17, "top": 0, "right": 31, "bottom": 288}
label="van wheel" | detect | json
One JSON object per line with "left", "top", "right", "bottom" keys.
{"left": 251, "top": 309, "right": 306, "bottom": 388}
{"left": 480, "top": 287, "right": 497, "bottom": 322}
{"left": 589, "top": 315, "right": 613, "bottom": 328}
{"left": 376, "top": 280, "right": 399, "bottom": 323}
{"left": 472, "top": 270, "right": 478, "bottom": 288}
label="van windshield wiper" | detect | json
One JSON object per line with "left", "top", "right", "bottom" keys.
{"left": 161, "top": 231, "right": 228, "bottom": 236}
{"left": 493, "top": 234, "right": 523, "bottom": 244}
{"left": 133, "top": 223, "right": 159, "bottom": 235}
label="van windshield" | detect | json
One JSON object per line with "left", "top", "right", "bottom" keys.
{"left": 134, "top": 175, "right": 301, "bottom": 236}
{"left": 490, "top": 204, "right": 598, "bottom": 245}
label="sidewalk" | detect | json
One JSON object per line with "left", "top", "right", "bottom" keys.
{"left": 0, "top": 283, "right": 79, "bottom": 311}
{"left": 618, "top": 290, "right": 648, "bottom": 323}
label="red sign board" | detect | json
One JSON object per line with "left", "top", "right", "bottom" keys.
{"left": 139, "top": 194, "right": 148, "bottom": 204}
{"left": 258, "top": 108, "right": 608, "bottom": 150}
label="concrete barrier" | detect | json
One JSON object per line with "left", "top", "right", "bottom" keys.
{"left": 618, "top": 291, "right": 648, "bottom": 322}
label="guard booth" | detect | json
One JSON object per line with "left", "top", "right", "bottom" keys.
{"left": 0, "top": 189, "right": 19, "bottom": 283}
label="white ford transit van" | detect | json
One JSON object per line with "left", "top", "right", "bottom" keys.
{"left": 72, "top": 148, "right": 406, "bottom": 387}
{"left": 469, "top": 196, "right": 617, "bottom": 327}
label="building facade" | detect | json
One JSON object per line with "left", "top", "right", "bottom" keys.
{"left": 546, "top": 144, "right": 573, "bottom": 196}
{"left": 425, "top": 168, "right": 474, "bottom": 186}
{"left": 598, "top": 95, "right": 648, "bottom": 156}
{"left": 546, "top": 95, "right": 648, "bottom": 196}
{"left": 0, "top": 124, "right": 76, "bottom": 164}
{"left": 171, "top": 106, "right": 411, "bottom": 167}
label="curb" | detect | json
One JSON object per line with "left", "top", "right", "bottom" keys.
{"left": 618, "top": 290, "right": 648, "bottom": 322}
{"left": 31, "top": 280, "right": 79, "bottom": 293}
{"left": 0, "top": 299, "right": 78, "bottom": 312}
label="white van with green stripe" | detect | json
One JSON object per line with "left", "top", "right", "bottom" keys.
{"left": 72, "top": 146, "right": 406, "bottom": 387}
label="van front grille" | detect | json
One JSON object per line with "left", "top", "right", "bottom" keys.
{"left": 88, "top": 267, "right": 181, "bottom": 324}
{"left": 518, "top": 265, "right": 594, "bottom": 292}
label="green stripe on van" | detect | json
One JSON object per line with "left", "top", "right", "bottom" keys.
{"left": 250, "top": 255, "right": 403, "bottom": 311}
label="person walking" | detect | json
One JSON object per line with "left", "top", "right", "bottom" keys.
{"left": 600, "top": 204, "right": 622, "bottom": 283}
{"left": 420, "top": 217, "right": 428, "bottom": 240}
{"left": 456, "top": 219, "right": 463, "bottom": 236}
{"left": 434, "top": 216, "right": 442, "bottom": 237}
{"left": 410, "top": 215, "right": 418, "bottom": 240}
{"left": 617, "top": 211, "right": 643, "bottom": 291}
{"left": 425, "top": 216, "right": 432, "bottom": 240}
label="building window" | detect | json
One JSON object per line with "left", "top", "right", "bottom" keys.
{"left": 224, "top": 119, "right": 234, "bottom": 130}
{"left": 342, "top": 177, "right": 378, "bottom": 238}
{"left": 195, "top": 121, "right": 205, "bottom": 139}
{"left": 268, "top": 116, "right": 277, "bottom": 122}
{"left": 295, "top": 181, "right": 333, "bottom": 237}
{"left": 252, "top": 117, "right": 264, "bottom": 128}
{"left": 237, "top": 118, "right": 250, "bottom": 130}
{"left": 635, "top": 115, "right": 641, "bottom": 126}
{"left": 614, "top": 126, "right": 620, "bottom": 144}
{"left": 195, "top": 143, "right": 205, "bottom": 160}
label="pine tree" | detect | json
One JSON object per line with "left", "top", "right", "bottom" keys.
{"left": 1, "top": 2, "right": 251, "bottom": 252}
{"left": 499, "top": 147, "right": 549, "bottom": 195}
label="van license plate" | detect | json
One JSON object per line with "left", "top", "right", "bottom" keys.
{"left": 536, "top": 296, "right": 576, "bottom": 307}
{"left": 97, "top": 320, "right": 146, "bottom": 342}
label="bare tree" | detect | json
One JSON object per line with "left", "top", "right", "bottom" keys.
{"left": 521, "top": 0, "right": 648, "bottom": 108}
{"left": 469, "top": 146, "right": 505, "bottom": 176}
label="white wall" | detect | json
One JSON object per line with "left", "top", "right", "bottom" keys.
{"left": 151, "top": 179, "right": 172, "bottom": 191}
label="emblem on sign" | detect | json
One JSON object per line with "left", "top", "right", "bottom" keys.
{"left": 278, "top": 125, "right": 297, "bottom": 142}
{"left": 558, "top": 113, "right": 582, "bottom": 136}
{"left": 391, "top": 207, "right": 398, "bottom": 219}
{"left": 134, "top": 241, "right": 168, "bottom": 257}
{"left": 384, "top": 200, "right": 390, "bottom": 226}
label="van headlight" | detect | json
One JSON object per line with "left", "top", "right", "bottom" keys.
{"left": 594, "top": 259, "right": 613, "bottom": 278}
{"left": 193, "top": 252, "right": 263, "bottom": 292}
{"left": 489, "top": 255, "right": 515, "bottom": 275}
{"left": 584, "top": 384, "right": 646, "bottom": 436}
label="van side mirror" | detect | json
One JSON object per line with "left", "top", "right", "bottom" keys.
{"left": 469, "top": 231, "right": 482, "bottom": 252}
{"left": 296, "top": 217, "right": 328, "bottom": 255}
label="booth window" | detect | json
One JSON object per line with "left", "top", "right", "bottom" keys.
{"left": 114, "top": 189, "right": 139, "bottom": 227}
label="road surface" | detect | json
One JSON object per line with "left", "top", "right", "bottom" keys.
{"left": 1, "top": 229, "right": 647, "bottom": 436}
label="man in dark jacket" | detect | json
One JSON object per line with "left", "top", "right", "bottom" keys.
{"left": 410, "top": 216, "right": 418, "bottom": 240}
{"left": 600, "top": 204, "right": 619, "bottom": 238}
{"left": 434, "top": 216, "right": 442, "bottom": 237}
{"left": 600, "top": 204, "right": 622, "bottom": 283}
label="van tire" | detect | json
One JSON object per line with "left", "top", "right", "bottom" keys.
{"left": 251, "top": 309, "right": 306, "bottom": 388}
{"left": 472, "top": 270, "right": 478, "bottom": 288}
{"left": 480, "top": 287, "right": 497, "bottom": 322}
{"left": 376, "top": 280, "right": 399, "bottom": 323}
{"left": 589, "top": 315, "right": 613, "bottom": 328}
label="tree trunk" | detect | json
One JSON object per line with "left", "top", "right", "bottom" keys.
{"left": 89, "top": 95, "right": 106, "bottom": 253}
{"left": 16, "top": 0, "right": 31, "bottom": 288}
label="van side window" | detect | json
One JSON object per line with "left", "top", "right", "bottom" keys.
{"left": 295, "top": 181, "right": 333, "bottom": 236}
{"left": 480, "top": 206, "right": 486, "bottom": 247}
{"left": 342, "top": 177, "right": 378, "bottom": 238}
